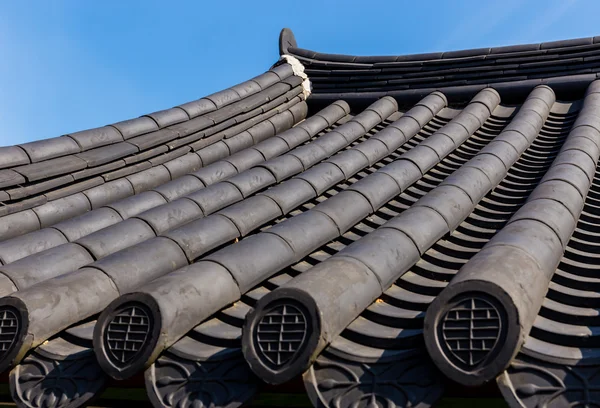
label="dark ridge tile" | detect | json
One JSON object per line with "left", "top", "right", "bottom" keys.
{"left": 135, "top": 198, "right": 202, "bottom": 235}
{"left": 177, "top": 98, "right": 217, "bottom": 119}
{"left": 252, "top": 71, "right": 281, "bottom": 89}
{"left": 218, "top": 195, "right": 282, "bottom": 236}
{"left": 288, "top": 46, "right": 317, "bottom": 59}
{"left": 196, "top": 141, "right": 230, "bottom": 166}
{"left": 162, "top": 152, "right": 202, "bottom": 179}
{"left": 53, "top": 207, "right": 122, "bottom": 242}
{"left": 192, "top": 161, "right": 237, "bottom": 186}
{"left": 270, "top": 63, "right": 295, "bottom": 79}
{"left": 314, "top": 190, "right": 372, "bottom": 233}
{"left": 326, "top": 148, "right": 370, "bottom": 178}
{"left": 0, "top": 242, "right": 94, "bottom": 290}
{"left": 259, "top": 177, "right": 316, "bottom": 214}
{"left": 152, "top": 175, "right": 204, "bottom": 202}
{"left": 0, "top": 146, "right": 30, "bottom": 169}
{"left": 542, "top": 73, "right": 598, "bottom": 89}
{"left": 305, "top": 52, "right": 358, "bottom": 64}
{"left": 541, "top": 37, "right": 593, "bottom": 49}
{"left": 442, "top": 47, "right": 491, "bottom": 59}
{"left": 222, "top": 132, "right": 255, "bottom": 155}
{"left": 68, "top": 126, "right": 124, "bottom": 151}
{"left": 354, "top": 55, "right": 400, "bottom": 63}
{"left": 18, "top": 136, "right": 80, "bottom": 163}
{"left": 76, "top": 218, "right": 156, "bottom": 260}
{"left": 258, "top": 154, "right": 304, "bottom": 183}
{"left": 395, "top": 51, "right": 444, "bottom": 62}
{"left": 346, "top": 172, "right": 400, "bottom": 210}
{"left": 83, "top": 178, "right": 134, "bottom": 209}
{"left": 145, "top": 107, "right": 190, "bottom": 128}
{"left": 91, "top": 236, "right": 188, "bottom": 293}
{"left": 186, "top": 182, "right": 243, "bottom": 216}
{"left": 230, "top": 80, "right": 262, "bottom": 99}
{"left": 267, "top": 210, "right": 339, "bottom": 261}
{"left": 0, "top": 227, "right": 67, "bottom": 264}
{"left": 296, "top": 162, "right": 346, "bottom": 195}
{"left": 126, "top": 165, "right": 171, "bottom": 194}
{"left": 111, "top": 117, "right": 159, "bottom": 139}
{"left": 205, "top": 89, "right": 241, "bottom": 109}
{"left": 204, "top": 232, "right": 295, "bottom": 292}
{"left": 164, "top": 214, "right": 240, "bottom": 261}
{"left": 223, "top": 149, "right": 264, "bottom": 173}
{"left": 252, "top": 135, "right": 289, "bottom": 160}
{"left": 106, "top": 190, "right": 166, "bottom": 219}
{"left": 32, "top": 193, "right": 91, "bottom": 228}
{"left": 224, "top": 167, "right": 276, "bottom": 198}
{"left": 490, "top": 44, "right": 542, "bottom": 54}
{"left": 0, "top": 210, "right": 40, "bottom": 241}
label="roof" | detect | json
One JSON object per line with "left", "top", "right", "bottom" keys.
{"left": 0, "top": 28, "right": 598, "bottom": 408}
{"left": 280, "top": 28, "right": 600, "bottom": 105}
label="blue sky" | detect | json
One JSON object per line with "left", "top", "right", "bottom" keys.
{"left": 0, "top": 0, "right": 598, "bottom": 145}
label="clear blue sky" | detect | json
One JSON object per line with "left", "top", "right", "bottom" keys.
{"left": 1, "top": 0, "right": 598, "bottom": 145}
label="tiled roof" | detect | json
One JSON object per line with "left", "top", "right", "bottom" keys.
{"left": 0, "top": 28, "right": 599, "bottom": 408}
{"left": 280, "top": 28, "right": 600, "bottom": 105}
